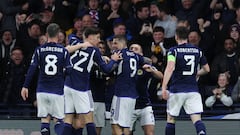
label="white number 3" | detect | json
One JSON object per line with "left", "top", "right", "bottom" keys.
{"left": 183, "top": 55, "right": 195, "bottom": 75}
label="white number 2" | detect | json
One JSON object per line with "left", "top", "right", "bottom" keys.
{"left": 45, "top": 54, "right": 57, "bottom": 75}
{"left": 72, "top": 51, "right": 89, "bottom": 72}
{"left": 183, "top": 55, "right": 195, "bottom": 75}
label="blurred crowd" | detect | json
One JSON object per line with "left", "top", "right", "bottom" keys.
{"left": 1, "top": 0, "right": 240, "bottom": 116}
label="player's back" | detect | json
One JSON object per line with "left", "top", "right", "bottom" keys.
{"left": 135, "top": 67, "right": 152, "bottom": 109}
{"left": 65, "top": 46, "right": 115, "bottom": 91}
{"left": 169, "top": 43, "right": 207, "bottom": 93}
{"left": 35, "top": 42, "right": 70, "bottom": 94}
{"left": 114, "top": 48, "right": 144, "bottom": 98}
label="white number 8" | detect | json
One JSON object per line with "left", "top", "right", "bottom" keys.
{"left": 45, "top": 54, "right": 57, "bottom": 75}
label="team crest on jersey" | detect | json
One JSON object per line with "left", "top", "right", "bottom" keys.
{"left": 137, "top": 69, "right": 143, "bottom": 75}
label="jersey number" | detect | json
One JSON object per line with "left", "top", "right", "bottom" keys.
{"left": 73, "top": 51, "right": 89, "bottom": 72}
{"left": 117, "top": 58, "right": 137, "bottom": 77}
{"left": 45, "top": 54, "right": 58, "bottom": 75}
{"left": 183, "top": 55, "right": 195, "bottom": 75}
{"left": 71, "top": 50, "right": 95, "bottom": 72}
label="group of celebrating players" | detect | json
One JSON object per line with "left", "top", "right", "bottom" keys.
{"left": 21, "top": 23, "right": 209, "bottom": 135}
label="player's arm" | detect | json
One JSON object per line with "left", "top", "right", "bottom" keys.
{"left": 161, "top": 54, "right": 175, "bottom": 100}
{"left": 21, "top": 49, "right": 39, "bottom": 101}
{"left": 197, "top": 64, "right": 210, "bottom": 77}
{"left": 197, "top": 51, "right": 210, "bottom": 77}
{"left": 143, "top": 56, "right": 152, "bottom": 64}
{"left": 65, "top": 42, "right": 92, "bottom": 53}
{"left": 95, "top": 50, "right": 121, "bottom": 73}
{"left": 142, "top": 64, "right": 163, "bottom": 79}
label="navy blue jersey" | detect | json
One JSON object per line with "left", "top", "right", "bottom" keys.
{"left": 135, "top": 68, "right": 152, "bottom": 109}
{"left": 114, "top": 48, "right": 144, "bottom": 98}
{"left": 168, "top": 43, "right": 208, "bottom": 93}
{"left": 90, "top": 63, "right": 107, "bottom": 102}
{"left": 64, "top": 47, "right": 117, "bottom": 91}
{"left": 23, "top": 42, "right": 71, "bottom": 95}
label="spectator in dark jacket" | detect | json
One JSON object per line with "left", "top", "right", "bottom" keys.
{"left": 211, "top": 37, "right": 240, "bottom": 86}
{"left": 0, "top": 0, "right": 29, "bottom": 37}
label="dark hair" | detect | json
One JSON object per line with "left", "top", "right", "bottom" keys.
{"left": 113, "top": 22, "right": 126, "bottom": 28}
{"left": 153, "top": 26, "right": 165, "bottom": 33}
{"left": 27, "top": 19, "right": 41, "bottom": 28}
{"left": 135, "top": 1, "right": 149, "bottom": 12}
{"left": 0, "top": 29, "right": 13, "bottom": 38}
{"left": 11, "top": 46, "right": 23, "bottom": 53}
{"left": 175, "top": 26, "right": 189, "bottom": 40}
{"left": 46, "top": 23, "right": 60, "bottom": 38}
{"left": 83, "top": 26, "right": 101, "bottom": 38}
{"left": 224, "top": 37, "right": 235, "bottom": 43}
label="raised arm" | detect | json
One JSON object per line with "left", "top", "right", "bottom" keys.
{"left": 65, "top": 42, "right": 92, "bottom": 53}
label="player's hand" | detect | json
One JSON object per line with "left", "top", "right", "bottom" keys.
{"left": 111, "top": 51, "right": 122, "bottom": 61}
{"left": 102, "top": 56, "right": 110, "bottom": 63}
{"left": 21, "top": 87, "right": 29, "bottom": 101}
{"left": 142, "top": 64, "right": 155, "bottom": 72}
{"left": 162, "top": 90, "right": 169, "bottom": 100}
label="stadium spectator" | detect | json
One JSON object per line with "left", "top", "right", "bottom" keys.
{"left": 175, "top": 0, "right": 209, "bottom": 31}
{"left": 188, "top": 30, "right": 201, "bottom": 46}
{"left": 205, "top": 73, "right": 233, "bottom": 109}
{"left": 229, "top": 24, "right": 240, "bottom": 53}
{"left": 67, "top": 14, "right": 95, "bottom": 46}
{"left": 231, "top": 5, "right": 240, "bottom": 25}
{"left": 58, "top": 30, "right": 67, "bottom": 46}
{"left": 101, "top": 0, "right": 129, "bottom": 38}
{"left": 77, "top": 0, "right": 102, "bottom": 27}
{"left": 82, "top": 14, "right": 95, "bottom": 28}
{"left": 16, "top": 20, "right": 41, "bottom": 66}
{"left": 106, "top": 22, "right": 132, "bottom": 54}
{"left": 210, "top": 37, "right": 240, "bottom": 87}
{"left": 209, "top": 9, "right": 230, "bottom": 55}
{"left": 0, "top": 29, "right": 16, "bottom": 63}
{"left": 0, "top": 0, "right": 29, "bottom": 37}
{"left": 153, "top": 4, "right": 177, "bottom": 39}
{"left": 38, "top": 34, "right": 47, "bottom": 46}
{"left": 0, "top": 47, "right": 36, "bottom": 116}
{"left": 0, "top": 29, "right": 17, "bottom": 81}
{"left": 149, "top": 1, "right": 160, "bottom": 19}
{"left": 125, "top": 1, "right": 151, "bottom": 40}
{"left": 0, "top": 12, "right": 2, "bottom": 22}
{"left": 66, "top": 17, "right": 84, "bottom": 45}
{"left": 0, "top": 47, "right": 26, "bottom": 105}
{"left": 53, "top": 0, "right": 78, "bottom": 31}
{"left": 210, "top": 0, "right": 235, "bottom": 25}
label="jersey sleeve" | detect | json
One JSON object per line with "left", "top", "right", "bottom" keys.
{"left": 23, "top": 48, "right": 40, "bottom": 88}
{"left": 167, "top": 47, "right": 176, "bottom": 62}
{"left": 199, "top": 50, "right": 208, "bottom": 66}
{"left": 64, "top": 49, "right": 72, "bottom": 75}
